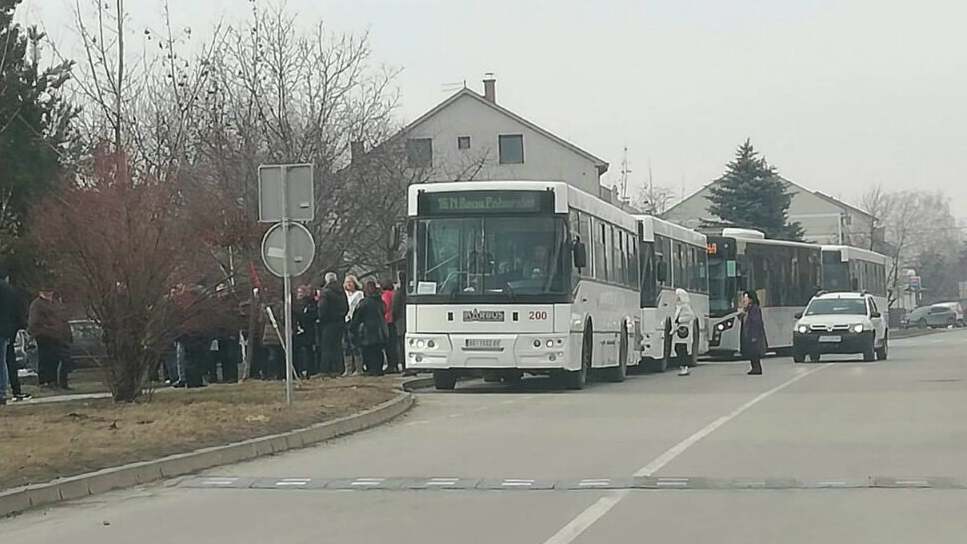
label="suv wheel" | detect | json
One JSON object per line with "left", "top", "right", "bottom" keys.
{"left": 875, "top": 333, "right": 889, "bottom": 361}
{"left": 863, "top": 337, "right": 876, "bottom": 362}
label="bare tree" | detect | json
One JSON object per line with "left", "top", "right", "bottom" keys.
{"left": 859, "top": 184, "right": 892, "bottom": 251}
{"left": 634, "top": 182, "right": 677, "bottom": 215}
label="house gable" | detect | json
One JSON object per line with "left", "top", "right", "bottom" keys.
{"left": 401, "top": 89, "right": 607, "bottom": 194}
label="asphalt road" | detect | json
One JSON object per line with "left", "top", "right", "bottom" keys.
{"left": 4, "top": 330, "right": 967, "bottom": 543}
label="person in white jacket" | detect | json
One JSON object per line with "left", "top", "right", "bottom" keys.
{"left": 673, "top": 288, "right": 695, "bottom": 376}
{"left": 342, "top": 275, "right": 364, "bottom": 376}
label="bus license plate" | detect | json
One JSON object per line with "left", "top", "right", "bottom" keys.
{"left": 819, "top": 335, "right": 841, "bottom": 343}
{"left": 465, "top": 339, "right": 502, "bottom": 350}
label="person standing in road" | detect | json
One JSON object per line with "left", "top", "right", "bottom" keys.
{"left": 350, "top": 279, "right": 388, "bottom": 376}
{"left": 673, "top": 288, "right": 696, "bottom": 376}
{"left": 342, "top": 275, "right": 364, "bottom": 377}
{"left": 739, "top": 290, "right": 767, "bottom": 375}
{"left": 317, "top": 272, "right": 349, "bottom": 376}
{"left": 28, "top": 287, "right": 73, "bottom": 389}
{"left": 381, "top": 278, "right": 400, "bottom": 374}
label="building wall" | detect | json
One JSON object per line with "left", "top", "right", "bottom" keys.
{"left": 663, "top": 181, "right": 873, "bottom": 244}
{"left": 404, "top": 94, "right": 602, "bottom": 194}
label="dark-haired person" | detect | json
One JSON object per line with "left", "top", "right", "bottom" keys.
{"left": 739, "top": 290, "right": 767, "bottom": 375}
{"left": 28, "top": 287, "right": 73, "bottom": 390}
{"left": 350, "top": 280, "right": 388, "bottom": 376}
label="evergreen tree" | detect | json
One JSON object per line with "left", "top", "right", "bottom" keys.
{"left": 706, "top": 139, "right": 803, "bottom": 240}
{"left": 0, "top": 0, "right": 77, "bottom": 269}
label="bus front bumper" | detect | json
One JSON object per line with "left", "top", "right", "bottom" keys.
{"left": 405, "top": 333, "right": 572, "bottom": 371}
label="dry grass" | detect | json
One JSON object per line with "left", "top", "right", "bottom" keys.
{"left": 0, "top": 377, "right": 400, "bottom": 490}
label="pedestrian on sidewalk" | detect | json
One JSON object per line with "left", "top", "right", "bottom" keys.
{"left": 294, "top": 284, "right": 318, "bottom": 378}
{"left": 0, "top": 272, "right": 20, "bottom": 405}
{"left": 28, "top": 287, "right": 73, "bottom": 389}
{"left": 673, "top": 288, "right": 695, "bottom": 376}
{"left": 342, "top": 275, "right": 363, "bottom": 376}
{"left": 739, "top": 290, "right": 767, "bottom": 375}
{"left": 381, "top": 278, "right": 400, "bottom": 374}
{"left": 1, "top": 269, "right": 31, "bottom": 401}
{"left": 317, "top": 272, "right": 349, "bottom": 376}
{"left": 351, "top": 279, "right": 388, "bottom": 376}
{"left": 393, "top": 272, "right": 413, "bottom": 376}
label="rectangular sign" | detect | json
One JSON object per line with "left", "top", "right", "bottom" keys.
{"left": 462, "top": 309, "right": 505, "bottom": 322}
{"left": 417, "top": 191, "right": 553, "bottom": 216}
{"left": 258, "top": 163, "right": 315, "bottom": 223}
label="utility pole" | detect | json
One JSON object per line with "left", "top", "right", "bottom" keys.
{"left": 619, "top": 146, "right": 631, "bottom": 202}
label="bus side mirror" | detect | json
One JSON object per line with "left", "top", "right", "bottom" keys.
{"left": 572, "top": 239, "right": 588, "bottom": 269}
{"left": 656, "top": 261, "right": 668, "bottom": 283}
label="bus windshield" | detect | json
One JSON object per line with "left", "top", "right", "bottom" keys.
{"left": 412, "top": 215, "right": 570, "bottom": 298}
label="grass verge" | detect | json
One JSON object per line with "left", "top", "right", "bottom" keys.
{"left": 0, "top": 377, "right": 399, "bottom": 490}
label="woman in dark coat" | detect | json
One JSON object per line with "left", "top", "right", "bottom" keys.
{"left": 739, "top": 290, "right": 767, "bottom": 375}
{"left": 350, "top": 280, "right": 388, "bottom": 376}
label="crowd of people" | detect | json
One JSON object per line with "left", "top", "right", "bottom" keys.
{"left": 162, "top": 271, "right": 409, "bottom": 388}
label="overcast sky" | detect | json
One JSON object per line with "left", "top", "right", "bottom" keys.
{"left": 18, "top": 0, "right": 967, "bottom": 218}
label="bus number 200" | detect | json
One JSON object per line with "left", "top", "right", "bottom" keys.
{"left": 528, "top": 311, "right": 549, "bottom": 320}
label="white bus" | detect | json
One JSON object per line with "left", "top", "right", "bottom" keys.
{"left": 404, "top": 181, "right": 640, "bottom": 390}
{"left": 635, "top": 215, "right": 710, "bottom": 372}
{"left": 821, "top": 245, "right": 889, "bottom": 311}
{"left": 707, "top": 229, "right": 822, "bottom": 357}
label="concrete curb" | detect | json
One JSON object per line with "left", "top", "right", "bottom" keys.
{"left": 1, "top": 384, "right": 418, "bottom": 518}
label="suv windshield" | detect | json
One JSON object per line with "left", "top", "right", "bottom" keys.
{"left": 805, "top": 298, "right": 867, "bottom": 316}
{"left": 411, "top": 215, "right": 569, "bottom": 297}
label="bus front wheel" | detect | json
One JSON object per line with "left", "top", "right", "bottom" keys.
{"left": 433, "top": 370, "right": 457, "bottom": 390}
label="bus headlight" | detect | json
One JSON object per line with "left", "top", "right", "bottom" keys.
{"left": 716, "top": 318, "right": 735, "bottom": 332}
{"left": 676, "top": 326, "right": 690, "bottom": 339}
{"left": 546, "top": 339, "right": 554, "bottom": 348}
{"left": 533, "top": 339, "right": 542, "bottom": 348}
{"left": 416, "top": 339, "right": 426, "bottom": 349}
{"left": 427, "top": 340, "right": 436, "bottom": 349}
{"left": 853, "top": 324, "right": 864, "bottom": 333}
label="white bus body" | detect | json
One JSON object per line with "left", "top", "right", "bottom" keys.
{"left": 405, "top": 181, "right": 639, "bottom": 389}
{"left": 707, "top": 230, "right": 822, "bottom": 357}
{"left": 635, "top": 215, "right": 710, "bottom": 371}
{"left": 821, "top": 245, "right": 889, "bottom": 313}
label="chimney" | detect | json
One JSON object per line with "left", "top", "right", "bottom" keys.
{"left": 350, "top": 140, "right": 364, "bottom": 164}
{"left": 483, "top": 73, "right": 496, "bottom": 103}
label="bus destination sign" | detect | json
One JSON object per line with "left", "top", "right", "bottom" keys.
{"left": 418, "top": 190, "right": 553, "bottom": 215}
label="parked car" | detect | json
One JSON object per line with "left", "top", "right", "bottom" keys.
{"left": 793, "top": 292, "right": 888, "bottom": 362}
{"left": 68, "top": 319, "right": 107, "bottom": 368}
{"left": 905, "top": 305, "right": 958, "bottom": 329}
{"left": 932, "top": 302, "right": 965, "bottom": 327}
{"left": 13, "top": 329, "right": 38, "bottom": 377}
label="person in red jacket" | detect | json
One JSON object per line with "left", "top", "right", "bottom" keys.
{"left": 380, "top": 278, "right": 400, "bottom": 374}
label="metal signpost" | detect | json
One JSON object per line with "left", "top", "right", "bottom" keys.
{"left": 259, "top": 164, "right": 315, "bottom": 405}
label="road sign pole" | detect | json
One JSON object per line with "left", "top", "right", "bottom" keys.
{"left": 281, "top": 165, "right": 294, "bottom": 406}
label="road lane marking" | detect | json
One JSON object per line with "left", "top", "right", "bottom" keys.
{"left": 540, "top": 363, "right": 834, "bottom": 544}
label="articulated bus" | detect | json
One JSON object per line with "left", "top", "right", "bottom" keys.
{"left": 707, "top": 229, "right": 822, "bottom": 357}
{"left": 821, "top": 245, "right": 889, "bottom": 311}
{"left": 636, "top": 215, "right": 709, "bottom": 371}
{"left": 404, "top": 181, "right": 640, "bottom": 390}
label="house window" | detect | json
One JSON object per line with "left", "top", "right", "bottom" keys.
{"left": 406, "top": 138, "right": 432, "bottom": 167}
{"left": 457, "top": 136, "right": 471, "bottom": 150}
{"left": 498, "top": 134, "right": 524, "bottom": 164}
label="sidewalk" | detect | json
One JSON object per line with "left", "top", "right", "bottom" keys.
{"left": 15, "top": 374, "right": 426, "bottom": 406}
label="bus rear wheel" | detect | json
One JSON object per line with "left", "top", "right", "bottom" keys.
{"left": 433, "top": 370, "right": 457, "bottom": 390}
{"left": 603, "top": 326, "right": 628, "bottom": 382}
{"left": 563, "top": 328, "right": 592, "bottom": 390}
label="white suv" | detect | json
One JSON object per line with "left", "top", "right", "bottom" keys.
{"left": 793, "top": 292, "right": 888, "bottom": 362}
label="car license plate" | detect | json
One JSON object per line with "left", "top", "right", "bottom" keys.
{"left": 465, "top": 339, "right": 502, "bottom": 351}
{"left": 819, "top": 335, "right": 841, "bottom": 343}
